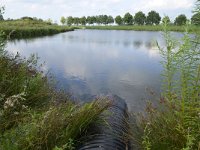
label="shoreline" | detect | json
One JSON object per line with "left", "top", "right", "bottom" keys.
{"left": 82, "top": 25, "right": 200, "bottom": 33}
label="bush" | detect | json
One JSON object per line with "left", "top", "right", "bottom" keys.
{"left": 0, "top": 28, "right": 112, "bottom": 150}
{"left": 130, "top": 21, "right": 200, "bottom": 150}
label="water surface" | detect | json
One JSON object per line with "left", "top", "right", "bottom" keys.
{"left": 7, "top": 30, "right": 178, "bottom": 111}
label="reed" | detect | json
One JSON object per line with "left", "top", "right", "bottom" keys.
{"left": 130, "top": 21, "right": 200, "bottom": 150}
{"left": 0, "top": 27, "right": 111, "bottom": 150}
{"left": 0, "top": 20, "right": 74, "bottom": 39}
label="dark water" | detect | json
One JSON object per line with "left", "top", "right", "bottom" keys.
{"left": 6, "top": 30, "right": 177, "bottom": 111}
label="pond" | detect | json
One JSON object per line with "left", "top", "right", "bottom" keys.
{"left": 6, "top": 29, "right": 179, "bottom": 111}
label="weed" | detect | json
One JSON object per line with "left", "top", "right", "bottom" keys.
{"left": 130, "top": 18, "right": 200, "bottom": 150}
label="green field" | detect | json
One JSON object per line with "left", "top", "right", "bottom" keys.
{"left": 0, "top": 20, "right": 75, "bottom": 39}
{"left": 85, "top": 25, "right": 200, "bottom": 32}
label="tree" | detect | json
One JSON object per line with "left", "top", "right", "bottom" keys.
{"left": 73, "top": 17, "right": 80, "bottom": 26}
{"left": 191, "top": 13, "right": 200, "bottom": 25}
{"left": 174, "top": 14, "right": 187, "bottom": 26}
{"left": 115, "top": 15, "right": 123, "bottom": 25}
{"left": 162, "top": 16, "right": 171, "bottom": 24}
{"left": 0, "top": 6, "right": 4, "bottom": 21}
{"left": 134, "top": 11, "right": 146, "bottom": 25}
{"left": 80, "top": 16, "right": 86, "bottom": 26}
{"left": 86, "top": 16, "right": 93, "bottom": 25}
{"left": 46, "top": 18, "right": 53, "bottom": 25}
{"left": 66, "top": 16, "right": 74, "bottom": 26}
{"left": 21, "top": 16, "right": 34, "bottom": 20}
{"left": 91, "top": 16, "right": 97, "bottom": 24}
{"left": 146, "top": 10, "right": 161, "bottom": 25}
{"left": 107, "top": 15, "right": 114, "bottom": 24}
{"left": 95, "top": 16, "right": 101, "bottom": 25}
{"left": 102, "top": 15, "right": 108, "bottom": 25}
{"left": 123, "top": 12, "right": 133, "bottom": 25}
{"left": 0, "top": 14, "right": 3, "bottom": 21}
{"left": 194, "top": 0, "right": 200, "bottom": 13}
{"left": 99, "top": 15, "right": 105, "bottom": 24}
{"left": 60, "top": 16, "right": 66, "bottom": 25}
{"left": 191, "top": 0, "right": 200, "bottom": 25}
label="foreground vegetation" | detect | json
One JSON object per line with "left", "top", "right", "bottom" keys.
{"left": 85, "top": 25, "right": 200, "bottom": 32}
{"left": 129, "top": 20, "right": 200, "bottom": 149}
{"left": 0, "top": 19, "right": 74, "bottom": 39}
{"left": 0, "top": 29, "right": 111, "bottom": 149}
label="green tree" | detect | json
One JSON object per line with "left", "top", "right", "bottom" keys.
{"left": 95, "top": 16, "right": 101, "bottom": 25}
{"left": 192, "top": 0, "right": 200, "bottom": 25}
{"left": 123, "top": 12, "right": 133, "bottom": 25}
{"left": 0, "top": 6, "right": 4, "bottom": 21}
{"left": 115, "top": 15, "right": 123, "bottom": 25}
{"left": 0, "top": 15, "right": 3, "bottom": 21}
{"left": 86, "top": 16, "right": 93, "bottom": 25}
{"left": 91, "top": 16, "right": 97, "bottom": 24}
{"left": 73, "top": 17, "right": 80, "bottom": 26}
{"left": 21, "top": 16, "right": 33, "bottom": 20}
{"left": 134, "top": 11, "right": 146, "bottom": 25}
{"left": 162, "top": 16, "right": 171, "bottom": 24}
{"left": 46, "top": 18, "right": 53, "bottom": 25}
{"left": 194, "top": 0, "right": 200, "bottom": 13}
{"left": 102, "top": 15, "right": 108, "bottom": 25}
{"left": 191, "top": 13, "right": 200, "bottom": 25}
{"left": 80, "top": 16, "right": 86, "bottom": 26}
{"left": 146, "top": 10, "right": 161, "bottom": 25}
{"left": 99, "top": 15, "right": 105, "bottom": 24}
{"left": 60, "top": 16, "right": 66, "bottom": 25}
{"left": 66, "top": 16, "right": 74, "bottom": 26}
{"left": 107, "top": 15, "right": 114, "bottom": 24}
{"left": 174, "top": 14, "right": 187, "bottom": 26}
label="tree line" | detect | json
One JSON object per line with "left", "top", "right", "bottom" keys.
{"left": 60, "top": 10, "right": 200, "bottom": 26}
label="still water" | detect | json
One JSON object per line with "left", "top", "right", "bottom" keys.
{"left": 7, "top": 30, "right": 175, "bottom": 111}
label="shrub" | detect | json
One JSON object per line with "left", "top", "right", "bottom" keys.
{"left": 130, "top": 21, "right": 200, "bottom": 150}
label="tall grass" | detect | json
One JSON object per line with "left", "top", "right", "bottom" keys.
{"left": 0, "top": 20, "right": 74, "bottom": 39}
{"left": 130, "top": 21, "right": 200, "bottom": 149}
{"left": 85, "top": 25, "right": 200, "bottom": 33}
{"left": 0, "top": 28, "right": 111, "bottom": 149}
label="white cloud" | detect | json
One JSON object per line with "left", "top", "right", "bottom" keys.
{"left": 141, "top": 0, "right": 194, "bottom": 10}
{"left": 1, "top": 0, "right": 195, "bottom": 21}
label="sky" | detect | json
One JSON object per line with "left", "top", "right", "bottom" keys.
{"left": 1, "top": 0, "right": 196, "bottom": 23}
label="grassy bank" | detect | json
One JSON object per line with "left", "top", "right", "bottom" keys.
{"left": 85, "top": 25, "right": 200, "bottom": 32}
{"left": 0, "top": 31, "right": 111, "bottom": 150}
{"left": 0, "top": 20, "right": 75, "bottom": 39}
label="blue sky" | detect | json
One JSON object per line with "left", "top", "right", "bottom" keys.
{"left": 1, "top": 0, "right": 196, "bottom": 23}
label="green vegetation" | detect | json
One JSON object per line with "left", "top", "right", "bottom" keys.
{"left": 0, "top": 6, "right": 4, "bottom": 21}
{"left": 123, "top": 12, "right": 133, "bottom": 25}
{"left": 191, "top": 13, "right": 200, "bottom": 25}
{"left": 0, "top": 19, "right": 74, "bottom": 39}
{"left": 174, "top": 14, "right": 187, "bottom": 26}
{"left": 162, "top": 16, "right": 171, "bottom": 24}
{"left": 62, "top": 10, "right": 199, "bottom": 27}
{"left": 60, "top": 16, "right": 66, "bottom": 25}
{"left": 61, "top": 9, "right": 199, "bottom": 32}
{"left": 130, "top": 2, "right": 200, "bottom": 149}
{"left": 146, "top": 10, "right": 161, "bottom": 25}
{"left": 115, "top": 15, "right": 123, "bottom": 25}
{"left": 0, "top": 10, "right": 111, "bottom": 149}
{"left": 85, "top": 25, "right": 200, "bottom": 32}
{"left": 134, "top": 11, "right": 146, "bottom": 25}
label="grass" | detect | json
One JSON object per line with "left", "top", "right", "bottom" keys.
{"left": 0, "top": 20, "right": 75, "bottom": 39}
{"left": 85, "top": 25, "right": 200, "bottom": 32}
{"left": 0, "top": 29, "right": 112, "bottom": 150}
{"left": 130, "top": 22, "right": 200, "bottom": 149}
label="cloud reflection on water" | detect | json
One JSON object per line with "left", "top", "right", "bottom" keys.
{"left": 7, "top": 30, "right": 181, "bottom": 111}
